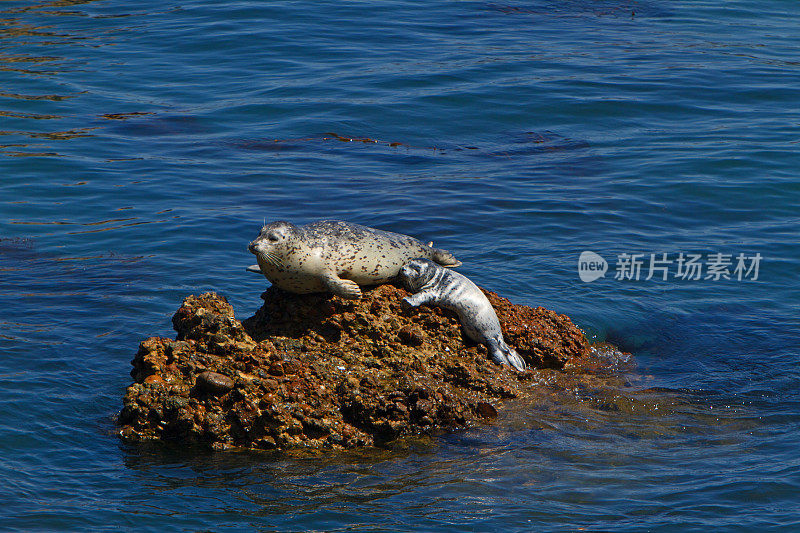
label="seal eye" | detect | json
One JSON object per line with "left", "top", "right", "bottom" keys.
{"left": 267, "top": 233, "right": 280, "bottom": 242}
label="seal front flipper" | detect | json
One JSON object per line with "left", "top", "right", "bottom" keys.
{"left": 322, "top": 272, "right": 363, "bottom": 300}
{"left": 246, "top": 264, "right": 262, "bottom": 274}
{"left": 487, "top": 337, "right": 526, "bottom": 371}
{"left": 402, "top": 290, "right": 435, "bottom": 310}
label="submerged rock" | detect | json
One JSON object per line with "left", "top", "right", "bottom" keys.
{"left": 118, "top": 284, "right": 616, "bottom": 451}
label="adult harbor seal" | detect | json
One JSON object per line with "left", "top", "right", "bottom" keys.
{"left": 398, "top": 258, "right": 526, "bottom": 371}
{"left": 247, "top": 220, "right": 461, "bottom": 299}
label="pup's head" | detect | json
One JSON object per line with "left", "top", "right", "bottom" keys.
{"left": 398, "top": 258, "right": 438, "bottom": 291}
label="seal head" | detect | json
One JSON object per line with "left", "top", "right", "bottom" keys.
{"left": 399, "top": 258, "right": 526, "bottom": 371}
{"left": 247, "top": 221, "right": 294, "bottom": 270}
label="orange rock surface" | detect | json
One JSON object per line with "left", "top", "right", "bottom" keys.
{"left": 118, "top": 284, "right": 618, "bottom": 451}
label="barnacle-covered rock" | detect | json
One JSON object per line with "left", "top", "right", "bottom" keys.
{"left": 118, "top": 284, "right": 621, "bottom": 452}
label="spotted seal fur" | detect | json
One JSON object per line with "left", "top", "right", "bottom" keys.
{"left": 247, "top": 220, "right": 461, "bottom": 299}
{"left": 399, "top": 258, "right": 526, "bottom": 371}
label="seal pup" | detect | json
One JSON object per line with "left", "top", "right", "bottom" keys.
{"left": 247, "top": 220, "right": 461, "bottom": 299}
{"left": 399, "top": 258, "right": 526, "bottom": 371}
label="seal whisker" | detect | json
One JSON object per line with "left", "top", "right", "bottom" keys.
{"left": 266, "top": 252, "right": 284, "bottom": 268}
{"left": 261, "top": 252, "right": 279, "bottom": 268}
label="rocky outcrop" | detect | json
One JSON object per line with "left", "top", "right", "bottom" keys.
{"left": 118, "top": 284, "right": 617, "bottom": 451}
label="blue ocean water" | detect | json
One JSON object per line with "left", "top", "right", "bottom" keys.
{"left": 1, "top": 0, "right": 798, "bottom": 530}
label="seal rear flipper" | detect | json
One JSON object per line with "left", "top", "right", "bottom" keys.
{"left": 487, "top": 338, "right": 526, "bottom": 371}
{"left": 431, "top": 248, "right": 462, "bottom": 268}
{"left": 322, "top": 272, "right": 363, "bottom": 300}
{"left": 504, "top": 346, "right": 527, "bottom": 371}
{"left": 246, "top": 264, "right": 262, "bottom": 274}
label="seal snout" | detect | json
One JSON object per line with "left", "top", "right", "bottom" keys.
{"left": 248, "top": 240, "right": 258, "bottom": 254}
